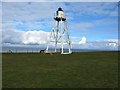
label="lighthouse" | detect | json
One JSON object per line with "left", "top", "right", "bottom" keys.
{"left": 45, "top": 7, "right": 72, "bottom": 54}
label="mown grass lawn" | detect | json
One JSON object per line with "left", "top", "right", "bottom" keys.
{"left": 2, "top": 51, "right": 118, "bottom": 88}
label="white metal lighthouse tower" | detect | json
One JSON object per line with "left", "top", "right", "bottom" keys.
{"left": 45, "top": 7, "right": 72, "bottom": 54}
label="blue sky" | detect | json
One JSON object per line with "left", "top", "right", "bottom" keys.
{"left": 1, "top": 2, "right": 119, "bottom": 50}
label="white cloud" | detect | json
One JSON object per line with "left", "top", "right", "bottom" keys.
{"left": 22, "top": 30, "right": 50, "bottom": 44}
{"left": 79, "top": 37, "right": 86, "bottom": 44}
{"left": 72, "top": 38, "right": 119, "bottom": 50}
{"left": 108, "top": 43, "right": 117, "bottom": 47}
{"left": 90, "top": 40, "right": 119, "bottom": 49}
{"left": 2, "top": 29, "right": 50, "bottom": 45}
{"left": 2, "top": 29, "right": 24, "bottom": 44}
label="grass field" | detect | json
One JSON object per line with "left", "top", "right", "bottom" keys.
{"left": 2, "top": 51, "right": 118, "bottom": 88}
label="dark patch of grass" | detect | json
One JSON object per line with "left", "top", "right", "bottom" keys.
{"left": 2, "top": 51, "right": 118, "bottom": 88}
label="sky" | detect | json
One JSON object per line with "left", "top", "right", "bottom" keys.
{"left": 1, "top": 1, "right": 120, "bottom": 50}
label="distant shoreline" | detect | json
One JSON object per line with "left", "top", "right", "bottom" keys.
{"left": 0, "top": 50, "right": 120, "bottom": 54}
{"left": 1, "top": 45, "right": 119, "bottom": 53}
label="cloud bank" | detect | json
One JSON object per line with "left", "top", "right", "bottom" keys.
{"left": 2, "top": 29, "right": 50, "bottom": 45}
{"left": 22, "top": 30, "right": 50, "bottom": 44}
{"left": 2, "top": 29, "right": 119, "bottom": 50}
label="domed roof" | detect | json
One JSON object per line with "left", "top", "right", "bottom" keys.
{"left": 58, "top": 7, "right": 63, "bottom": 11}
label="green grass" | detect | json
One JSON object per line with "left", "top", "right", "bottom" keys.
{"left": 2, "top": 51, "right": 118, "bottom": 88}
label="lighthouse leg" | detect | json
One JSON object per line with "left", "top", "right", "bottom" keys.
{"left": 46, "top": 20, "right": 56, "bottom": 53}
{"left": 55, "top": 21, "right": 59, "bottom": 52}
{"left": 60, "top": 20, "right": 64, "bottom": 54}
{"left": 64, "top": 21, "right": 72, "bottom": 54}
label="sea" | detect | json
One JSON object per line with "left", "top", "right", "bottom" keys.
{"left": 1, "top": 45, "right": 115, "bottom": 53}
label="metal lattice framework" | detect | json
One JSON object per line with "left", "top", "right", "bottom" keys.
{"left": 45, "top": 7, "right": 72, "bottom": 54}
